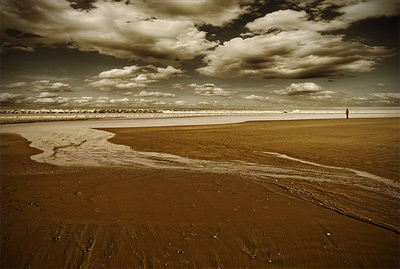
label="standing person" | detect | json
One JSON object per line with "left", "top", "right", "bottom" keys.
{"left": 346, "top": 108, "right": 349, "bottom": 119}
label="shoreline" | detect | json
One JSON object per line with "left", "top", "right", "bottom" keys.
{"left": 1, "top": 110, "right": 399, "bottom": 125}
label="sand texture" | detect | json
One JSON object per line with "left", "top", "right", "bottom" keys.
{"left": 1, "top": 118, "right": 399, "bottom": 268}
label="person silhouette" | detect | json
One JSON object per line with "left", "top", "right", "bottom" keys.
{"left": 346, "top": 108, "right": 349, "bottom": 119}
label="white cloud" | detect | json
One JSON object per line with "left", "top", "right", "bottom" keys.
{"left": 189, "top": 83, "right": 236, "bottom": 97}
{"left": 198, "top": 100, "right": 220, "bottom": 106}
{"left": 338, "top": 0, "right": 399, "bottom": 22}
{"left": 32, "top": 80, "right": 72, "bottom": 92}
{"left": 0, "top": 0, "right": 219, "bottom": 62}
{"left": 0, "top": 93, "right": 26, "bottom": 105}
{"left": 246, "top": 9, "right": 347, "bottom": 33}
{"left": 197, "top": 1, "right": 396, "bottom": 79}
{"left": 351, "top": 92, "right": 400, "bottom": 107}
{"left": 352, "top": 92, "right": 400, "bottom": 106}
{"left": 286, "top": 0, "right": 399, "bottom": 23}
{"left": 272, "top": 82, "right": 337, "bottom": 101}
{"left": 109, "top": 97, "right": 130, "bottom": 104}
{"left": 309, "top": 91, "right": 336, "bottom": 100}
{"left": 134, "top": 91, "right": 175, "bottom": 98}
{"left": 94, "top": 97, "right": 131, "bottom": 105}
{"left": 170, "top": 83, "right": 186, "bottom": 90}
{"left": 37, "top": 92, "right": 59, "bottom": 98}
{"left": 153, "top": 101, "right": 167, "bottom": 105}
{"left": 32, "top": 97, "right": 70, "bottom": 104}
{"left": 197, "top": 30, "right": 394, "bottom": 79}
{"left": 73, "top": 96, "right": 95, "bottom": 104}
{"left": 6, "top": 82, "right": 27, "bottom": 89}
{"left": 30, "top": 92, "right": 71, "bottom": 105}
{"left": 244, "top": 94, "right": 272, "bottom": 102}
{"left": 70, "top": 96, "right": 132, "bottom": 107}
{"left": 88, "top": 65, "right": 183, "bottom": 91}
{"left": 175, "top": 100, "right": 187, "bottom": 106}
{"left": 273, "top": 82, "right": 322, "bottom": 96}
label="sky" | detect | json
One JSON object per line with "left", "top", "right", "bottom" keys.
{"left": 0, "top": 0, "right": 399, "bottom": 110}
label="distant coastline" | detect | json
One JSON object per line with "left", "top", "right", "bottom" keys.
{"left": 0, "top": 107, "right": 399, "bottom": 125}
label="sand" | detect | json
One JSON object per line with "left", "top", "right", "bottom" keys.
{"left": 1, "top": 118, "right": 399, "bottom": 268}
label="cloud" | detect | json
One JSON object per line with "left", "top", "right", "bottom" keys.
{"left": 130, "top": 0, "right": 254, "bottom": 27}
{"left": 72, "top": 96, "right": 131, "bottom": 107}
{"left": 198, "top": 100, "right": 219, "bottom": 106}
{"left": 170, "top": 83, "right": 186, "bottom": 90}
{"left": 6, "top": 82, "right": 27, "bottom": 89}
{"left": 197, "top": 29, "right": 395, "bottom": 79}
{"left": 36, "top": 92, "right": 59, "bottom": 98}
{"left": 273, "top": 82, "right": 322, "bottom": 96}
{"left": 32, "top": 80, "right": 72, "bottom": 92}
{"left": 244, "top": 94, "right": 272, "bottom": 102}
{"left": 353, "top": 92, "right": 400, "bottom": 106}
{"left": 0, "top": 93, "right": 26, "bottom": 106}
{"left": 31, "top": 96, "right": 70, "bottom": 105}
{"left": 73, "top": 96, "right": 95, "bottom": 104}
{"left": 246, "top": 9, "right": 347, "bottom": 32}
{"left": 189, "top": 83, "right": 236, "bottom": 97}
{"left": 175, "top": 100, "right": 187, "bottom": 106}
{"left": 337, "top": 0, "right": 399, "bottom": 22}
{"left": 4, "top": 80, "right": 72, "bottom": 92}
{"left": 308, "top": 91, "right": 336, "bottom": 100}
{"left": 19, "top": 92, "right": 72, "bottom": 105}
{"left": 87, "top": 65, "right": 183, "bottom": 91}
{"left": 197, "top": 1, "right": 397, "bottom": 79}
{"left": 286, "top": 0, "right": 399, "bottom": 22}
{"left": 153, "top": 101, "right": 167, "bottom": 105}
{"left": 134, "top": 91, "right": 175, "bottom": 98}
{"left": 272, "top": 82, "right": 337, "bottom": 101}
{"left": 0, "top": 0, "right": 218, "bottom": 63}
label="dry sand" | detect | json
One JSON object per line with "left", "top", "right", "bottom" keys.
{"left": 1, "top": 118, "right": 399, "bottom": 268}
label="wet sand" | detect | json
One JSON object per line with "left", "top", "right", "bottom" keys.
{"left": 1, "top": 118, "right": 399, "bottom": 268}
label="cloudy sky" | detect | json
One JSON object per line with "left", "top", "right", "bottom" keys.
{"left": 1, "top": 0, "right": 399, "bottom": 110}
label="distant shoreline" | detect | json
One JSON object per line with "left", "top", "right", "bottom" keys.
{"left": 1, "top": 109, "right": 399, "bottom": 125}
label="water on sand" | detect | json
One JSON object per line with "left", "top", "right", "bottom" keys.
{"left": 1, "top": 116, "right": 399, "bottom": 233}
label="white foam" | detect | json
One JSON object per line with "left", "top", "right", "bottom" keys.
{"left": 263, "top": 151, "right": 400, "bottom": 194}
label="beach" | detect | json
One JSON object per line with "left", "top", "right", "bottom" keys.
{"left": 1, "top": 117, "right": 399, "bottom": 268}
